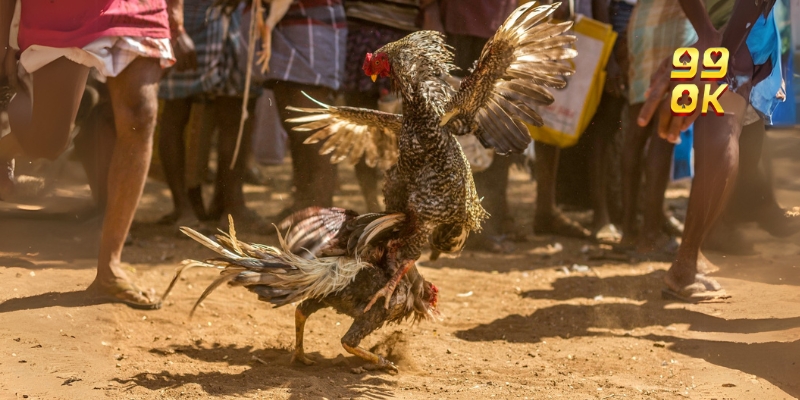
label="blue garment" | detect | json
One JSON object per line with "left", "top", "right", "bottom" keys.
{"left": 744, "top": 10, "right": 784, "bottom": 123}
{"left": 672, "top": 125, "right": 694, "bottom": 181}
{"left": 610, "top": 1, "right": 634, "bottom": 34}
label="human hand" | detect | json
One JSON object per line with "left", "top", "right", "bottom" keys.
{"left": 603, "top": 57, "right": 626, "bottom": 98}
{"left": 256, "top": 26, "right": 272, "bottom": 73}
{"left": 172, "top": 30, "right": 198, "bottom": 72}
{"left": 637, "top": 35, "right": 721, "bottom": 143}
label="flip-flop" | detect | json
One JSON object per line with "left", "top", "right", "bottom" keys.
{"left": 88, "top": 279, "right": 162, "bottom": 310}
{"left": 661, "top": 275, "right": 731, "bottom": 303}
{"left": 594, "top": 224, "right": 622, "bottom": 244}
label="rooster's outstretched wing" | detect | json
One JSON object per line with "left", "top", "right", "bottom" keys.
{"left": 441, "top": 2, "right": 577, "bottom": 154}
{"left": 286, "top": 96, "right": 402, "bottom": 169}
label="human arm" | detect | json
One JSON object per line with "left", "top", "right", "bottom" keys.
{"left": 637, "top": 0, "right": 775, "bottom": 142}
{"left": 419, "top": 0, "right": 443, "bottom": 32}
{"left": 255, "top": 0, "right": 291, "bottom": 73}
{"left": 166, "top": 0, "right": 198, "bottom": 71}
{"left": 592, "top": 0, "right": 625, "bottom": 97}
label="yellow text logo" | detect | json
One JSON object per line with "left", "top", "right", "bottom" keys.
{"left": 669, "top": 47, "right": 729, "bottom": 116}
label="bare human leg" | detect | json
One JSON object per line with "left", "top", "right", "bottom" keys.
{"left": 1, "top": 57, "right": 89, "bottom": 199}
{"left": 533, "top": 141, "right": 591, "bottom": 238}
{"left": 211, "top": 96, "right": 267, "bottom": 233}
{"left": 663, "top": 91, "right": 747, "bottom": 301}
{"left": 73, "top": 88, "right": 116, "bottom": 210}
{"left": 90, "top": 57, "right": 163, "bottom": 309}
{"left": 620, "top": 102, "right": 651, "bottom": 247}
{"left": 157, "top": 97, "right": 198, "bottom": 225}
{"left": 589, "top": 93, "right": 624, "bottom": 242}
{"left": 637, "top": 131, "right": 676, "bottom": 255}
{"left": 272, "top": 81, "right": 337, "bottom": 220}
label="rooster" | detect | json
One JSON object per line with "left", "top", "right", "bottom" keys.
{"left": 163, "top": 214, "right": 438, "bottom": 372}
{"left": 285, "top": 2, "right": 576, "bottom": 310}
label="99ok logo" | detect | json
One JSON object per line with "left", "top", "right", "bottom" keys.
{"left": 670, "top": 47, "right": 729, "bottom": 116}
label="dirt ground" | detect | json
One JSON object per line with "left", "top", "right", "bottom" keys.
{"left": 1, "top": 129, "right": 799, "bottom": 400}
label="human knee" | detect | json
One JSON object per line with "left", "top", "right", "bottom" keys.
{"left": 114, "top": 92, "right": 158, "bottom": 142}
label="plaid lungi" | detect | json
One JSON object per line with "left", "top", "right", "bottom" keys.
{"left": 627, "top": 0, "right": 697, "bottom": 105}
{"left": 158, "top": 0, "right": 246, "bottom": 99}
{"left": 265, "top": 0, "right": 347, "bottom": 91}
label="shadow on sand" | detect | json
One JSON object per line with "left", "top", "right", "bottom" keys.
{"left": 115, "top": 344, "right": 396, "bottom": 399}
{"left": 456, "top": 271, "right": 800, "bottom": 397}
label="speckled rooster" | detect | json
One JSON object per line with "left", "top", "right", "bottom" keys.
{"left": 286, "top": 2, "right": 576, "bottom": 309}
{"left": 166, "top": 1, "right": 576, "bottom": 373}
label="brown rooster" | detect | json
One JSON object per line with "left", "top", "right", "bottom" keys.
{"left": 163, "top": 213, "right": 438, "bottom": 372}
{"left": 285, "top": 2, "right": 576, "bottom": 310}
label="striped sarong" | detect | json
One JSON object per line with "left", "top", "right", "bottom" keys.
{"left": 265, "top": 0, "right": 347, "bottom": 91}
{"left": 627, "top": 0, "right": 697, "bottom": 105}
{"left": 159, "top": 0, "right": 246, "bottom": 100}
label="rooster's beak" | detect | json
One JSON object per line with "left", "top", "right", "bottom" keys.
{"left": 371, "top": 74, "right": 378, "bottom": 82}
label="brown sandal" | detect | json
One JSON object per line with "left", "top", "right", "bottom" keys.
{"left": 88, "top": 279, "right": 162, "bottom": 310}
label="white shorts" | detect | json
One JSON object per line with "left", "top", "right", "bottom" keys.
{"left": 10, "top": 0, "right": 175, "bottom": 82}
{"left": 19, "top": 36, "right": 175, "bottom": 79}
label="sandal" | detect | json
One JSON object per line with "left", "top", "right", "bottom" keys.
{"left": 594, "top": 224, "right": 622, "bottom": 244}
{"left": 88, "top": 279, "right": 162, "bottom": 310}
{"left": 661, "top": 275, "right": 730, "bottom": 303}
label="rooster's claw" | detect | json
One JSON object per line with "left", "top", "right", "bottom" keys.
{"left": 364, "top": 283, "right": 397, "bottom": 312}
{"left": 291, "top": 352, "right": 316, "bottom": 366}
{"left": 364, "top": 359, "right": 399, "bottom": 374}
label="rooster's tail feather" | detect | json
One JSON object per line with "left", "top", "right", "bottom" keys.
{"left": 169, "top": 217, "right": 373, "bottom": 313}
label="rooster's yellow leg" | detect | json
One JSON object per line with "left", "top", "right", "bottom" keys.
{"left": 291, "top": 302, "right": 320, "bottom": 365}
{"left": 342, "top": 343, "right": 398, "bottom": 373}
{"left": 364, "top": 259, "right": 415, "bottom": 312}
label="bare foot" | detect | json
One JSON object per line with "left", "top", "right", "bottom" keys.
{"left": 534, "top": 210, "right": 591, "bottom": 239}
{"left": 663, "top": 262, "right": 729, "bottom": 302}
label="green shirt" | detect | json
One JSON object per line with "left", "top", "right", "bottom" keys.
{"left": 704, "top": 0, "right": 734, "bottom": 30}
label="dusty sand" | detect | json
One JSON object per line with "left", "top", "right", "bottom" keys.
{"left": 1, "top": 130, "right": 798, "bottom": 400}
